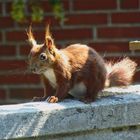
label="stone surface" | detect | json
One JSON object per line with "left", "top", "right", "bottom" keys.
{"left": 0, "top": 85, "right": 140, "bottom": 139}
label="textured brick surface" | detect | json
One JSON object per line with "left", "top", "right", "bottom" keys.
{"left": 89, "top": 42, "right": 130, "bottom": 52}
{"left": 0, "top": 74, "right": 40, "bottom": 85}
{"left": 0, "top": 89, "right": 6, "bottom": 100}
{"left": 97, "top": 27, "right": 140, "bottom": 39}
{"left": 66, "top": 13, "right": 108, "bottom": 25}
{"left": 111, "top": 12, "right": 140, "bottom": 23}
{"left": 0, "top": 17, "right": 14, "bottom": 28}
{"left": 0, "top": 45, "right": 16, "bottom": 56}
{"left": 120, "top": 0, "right": 139, "bottom": 9}
{"left": 73, "top": 0, "right": 117, "bottom": 10}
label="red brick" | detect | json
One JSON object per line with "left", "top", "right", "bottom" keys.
{"left": 0, "top": 60, "right": 27, "bottom": 71}
{"left": 34, "top": 28, "right": 93, "bottom": 41}
{"left": 0, "top": 17, "right": 14, "bottom": 28}
{"left": 134, "top": 71, "right": 140, "bottom": 82}
{"left": 120, "top": 0, "right": 139, "bottom": 9}
{"left": 0, "top": 3, "right": 2, "bottom": 14}
{"left": 0, "top": 45, "right": 16, "bottom": 56}
{"left": 73, "top": 0, "right": 117, "bottom": 10}
{"left": 5, "top": 2, "right": 12, "bottom": 14}
{"left": 42, "top": 0, "right": 70, "bottom": 12}
{"left": 9, "top": 88, "right": 44, "bottom": 99}
{"left": 38, "top": 16, "right": 59, "bottom": 26}
{"left": 0, "top": 89, "right": 6, "bottom": 100}
{"left": 0, "top": 32, "right": 2, "bottom": 41}
{"left": 54, "top": 28, "right": 93, "bottom": 40}
{"left": 16, "top": 20, "right": 31, "bottom": 28}
{"left": 112, "top": 12, "right": 140, "bottom": 23}
{"left": 66, "top": 13, "right": 107, "bottom": 25}
{"left": 89, "top": 42, "right": 130, "bottom": 52}
{"left": 6, "top": 31, "right": 27, "bottom": 41}
{"left": 37, "top": 1, "right": 51, "bottom": 12}
{"left": 98, "top": 27, "right": 140, "bottom": 38}
{"left": 0, "top": 74, "right": 40, "bottom": 85}
{"left": 19, "top": 45, "right": 31, "bottom": 56}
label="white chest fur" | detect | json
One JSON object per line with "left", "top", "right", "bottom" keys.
{"left": 43, "top": 69, "right": 86, "bottom": 98}
{"left": 69, "top": 82, "right": 87, "bottom": 99}
{"left": 43, "top": 68, "right": 57, "bottom": 88}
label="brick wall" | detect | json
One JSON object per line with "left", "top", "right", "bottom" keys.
{"left": 0, "top": 0, "right": 140, "bottom": 104}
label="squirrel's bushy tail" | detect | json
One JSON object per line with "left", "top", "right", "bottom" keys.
{"left": 105, "top": 57, "right": 137, "bottom": 87}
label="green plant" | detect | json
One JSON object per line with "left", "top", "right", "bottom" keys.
{"left": 11, "top": 0, "right": 65, "bottom": 24}
{"left": 11, "top": 0, "right": 26, "bottom": 22}
{"left": 29, "top": 1, "right": 44, "bottom": 22}
{"left": 49, "top": 0, "right": 66, "bottom": 25}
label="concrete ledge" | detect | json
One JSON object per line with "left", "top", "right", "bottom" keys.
{"left": 0, "top": 85, "right": 140, "bottom": 140}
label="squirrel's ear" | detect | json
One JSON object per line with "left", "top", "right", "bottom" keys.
{"left": 45, "top": 37, "right": 54, "bottom": 50}
{"left": 45, "top": 24, "right": 54, "bottom": 50}
{"left": 26, "top": 25, "right": 37, "bottom": 47}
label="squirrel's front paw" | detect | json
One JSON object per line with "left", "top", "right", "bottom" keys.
{"left": 47, "top": 96, "right": 58, "bottom": 103}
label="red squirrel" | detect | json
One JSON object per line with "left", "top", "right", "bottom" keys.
{"left": 27, "top": 25, "right": 137, "bottom": 103}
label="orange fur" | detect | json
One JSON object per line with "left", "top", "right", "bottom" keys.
{"left": 27, "top": 25, "right": 137, "bottom": 103}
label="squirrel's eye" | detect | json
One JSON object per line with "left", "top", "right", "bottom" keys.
{"left": 39, "top": 53, "right": 47, "bottom": 61}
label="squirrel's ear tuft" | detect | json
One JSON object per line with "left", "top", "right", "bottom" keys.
{"left": 45, "top": 24, "right": 51, "bottom": 37}
{"left": 45, "top": 24, "right": 54, "bottom": 50}
{"left": 26, "top": 25, "right": 37, "bottom": 47}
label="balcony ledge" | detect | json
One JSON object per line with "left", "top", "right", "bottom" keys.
{"left": 0, "top": 85, "right": 140, "bottom": 140}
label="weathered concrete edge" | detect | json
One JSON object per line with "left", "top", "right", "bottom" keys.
{"left": 0, "top": 85, "right": 140, "bottom": 139}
